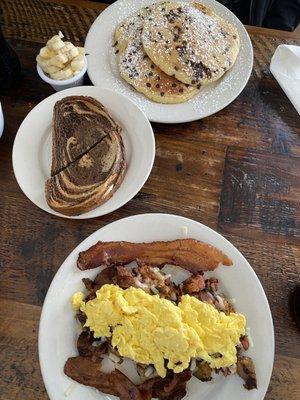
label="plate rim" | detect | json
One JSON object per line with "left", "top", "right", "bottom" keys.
{"left": 12, "top": 86, "right": 155, "bottom": 219}
{"left": 85, "top": 0, "right": 254, "bottom": 123}
{"left": 38, "top": 212, "right": 275, "bottom": 400}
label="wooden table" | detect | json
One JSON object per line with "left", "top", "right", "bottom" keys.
{"left": 0, "top": 0, "right": 299, "bottom": 399}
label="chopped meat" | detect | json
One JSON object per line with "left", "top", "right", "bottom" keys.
{"left": 64, "top": 356, "right": 149, "bottom": 400}
{"left": 113, "top": 266, "right": 136, "bottom": 288}
{"left": 83, "top": 267, "right": 117, "bottom": 300}
{"left": 77, "top": 239, "right": 232, "bottom": 273}
{"left": 240, "top": 335, "right": 250, "bottom": 351}
{"left": 139, "top": 265, "right": 164, "bottom": 283}
{"left": 76, "top": 310, "right": 87, "bottom": 325}
{"left": 205, "top": 277, "right": 219, "bottom": 292}
{"left": 94, "top": 266, "right": 117, "bottom": 286}
{"left": 138, "top": 265, "right": 178, "bottom": 301}
{"left": 237, "top": 356, "right": 257, "bottom": 390}
{"left": 140, "top": 369, "right": 192, "bottom": 400}
{"left": 182, "top": 274, "right": 205, "bottom": 294}
{"left": 82, "top": 277, "right": 94, "bottom": 292}
{"left": 220, "top": 294, "right": 235, "bottom": 313}
{"left": 77, "top": 330, "right": 107, "bottom": 362}
{"left": 195, "top": 290, "right": 234, "bottom": 314}
{"left": 198, "top": 290, "right": 215, "bottom": 306}
{"left": 193, "top": 362, "right": 212, "bottom": 381}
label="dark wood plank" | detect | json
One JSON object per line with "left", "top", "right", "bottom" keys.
{"left": 0, "top": 300, "right": 48, "bottom": 400}
{"left": 219, "top": 147, "right": 300, "bottom": 244}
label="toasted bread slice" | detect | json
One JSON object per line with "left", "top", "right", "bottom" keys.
{"left": 45, "top": 130, "right": 126, "bottom": 216}
{"left": 51, "top": 96, "right": 121, "bottom": 176}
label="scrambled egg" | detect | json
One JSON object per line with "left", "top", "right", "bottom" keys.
{"left": 72, "top": 284, "right": 245, "bottom": 378}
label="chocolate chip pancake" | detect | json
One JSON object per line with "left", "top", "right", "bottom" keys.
{"left": 141, "top": 1, "right": 240, "bottom": 87}
{"left": 114, "top": 4, "right": 199, "bottom": 104}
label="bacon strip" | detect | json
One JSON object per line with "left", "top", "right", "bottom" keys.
{"left": 77, "top": 239, "right": 232, "bottom": 273}
{"left": 64, "top": 356, "right": 149, "bottom": 400}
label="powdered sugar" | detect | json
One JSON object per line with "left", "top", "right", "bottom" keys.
{"left": 115, "top": 5, "right": 198, "bottom": 100}
{"left": 85, "top": 0, "right": 253, "bottom": 122}
{"left": 142, "top": 2, "right": 239, "bottom": 85}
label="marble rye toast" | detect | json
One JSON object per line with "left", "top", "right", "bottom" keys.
{"left": 45, "top": 96, "right": 126, "bottom": 216}
{"left": 51, "top": 96, "right": 121, "bottom": 175}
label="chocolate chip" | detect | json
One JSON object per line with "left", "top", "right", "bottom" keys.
{"left": 185, "top": 84, "right": 189, "bottom": 87}
{"left": 160, "top": 92, "right": 165, "bottom": 96}
{"left": 172, "top": 83, "right": 176, "bottom": 87}
{"left": 156, "top": 83, "right": 160, "bottom": 88}
{"left": 146, "top": 82, "right": 151, "bottom": 87}
{"left": 112, "top": 41, "right": 118, "bottom": 47}
{"left": 151, "top": 64, "right": 155, "bottom": 69}
{"left": 191, "top": 79, "right": 196, "bottom": 84}
{"left": 197, "top": 84, "right": 201, "bottom": 89}
{"left": 157, "top": 76, "right": 161, "bottom": 80}
{"left": 149, "top": 72, "right": 153, "bottom": 76}
{"left": 174, "top": 66, "right": 179, "bottom": 71}
{"left": 233, "top": 35, "right": 237, "bottom": 39}
{"left": 179, "top": 88, "right": 184, "bottom": 93}
{"left": 115, "top": 49, "right": 119, "bottom": 54}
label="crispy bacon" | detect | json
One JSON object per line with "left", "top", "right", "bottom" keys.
{"left": 64, "top": 356, "right": 150, "bottom": 400}
{"left": 77, "top": 239, "right": 232, "bottom": 273}
{"left": 113, "top": 266, "right": 137, "bottom": 288}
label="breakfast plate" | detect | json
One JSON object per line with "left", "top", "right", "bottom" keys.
{"left": 12, "top": 86, "right": 155, "bottom": 219}
{"left": 39, "top": 213, "right": 274, "bottom": 400}
{"left": 85, "top": 0, "right": 253, "bottom": 123}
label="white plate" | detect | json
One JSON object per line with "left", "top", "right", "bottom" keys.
{"left": 85, "top": 0, "right": 253, "bottom": 123}
{"left": 12, "top": 86, "right": 155, "bottom": 219}
{"left": 39, "top": 213, "right": 274, "bottom": 400}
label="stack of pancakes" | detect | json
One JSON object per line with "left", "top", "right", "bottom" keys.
{"left": 114, "top": 1, "right": 240, "bottom": 104}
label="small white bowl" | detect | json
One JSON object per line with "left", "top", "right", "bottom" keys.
{"left": 37, "top": 56, "right": 87, "bottom": 92}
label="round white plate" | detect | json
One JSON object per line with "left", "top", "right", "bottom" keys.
{"left": 85, "top": 0, "right": 253, "bottom": 123}
{"left": 39, "top": 213, "right": 274, "bottom": 400}
{"left": 12, "top": 86, "right": 155, "bottom": 219}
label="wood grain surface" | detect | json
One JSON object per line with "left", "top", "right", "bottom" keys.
{"left": 0, "top": 1, "right": 299, "bottom": 399}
